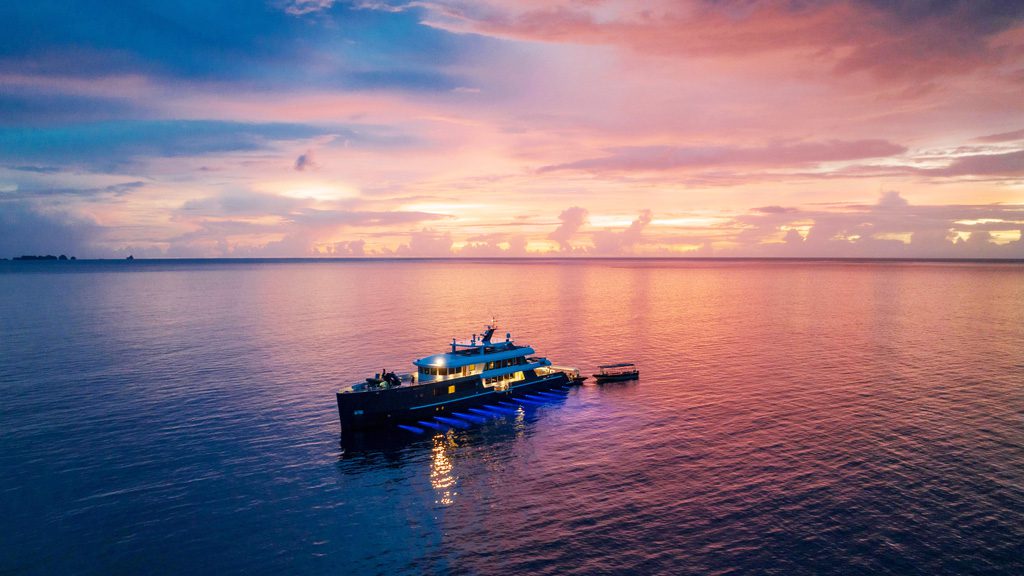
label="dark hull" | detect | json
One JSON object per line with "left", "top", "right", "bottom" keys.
{"left": 337, "top": 370, "right": 571, "bottom": 431}
{"left": 593, "top": 371, "right": 639, "bottom": 383}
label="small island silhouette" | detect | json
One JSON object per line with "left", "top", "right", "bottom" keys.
{"left": 8, "top": 254, "right": 138, "bottom": 261}
{"left": 13, "top": 254, "right": 77, "bottom": 261}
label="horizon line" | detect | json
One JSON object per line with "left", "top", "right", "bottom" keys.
{"left": 5, "top": 256, "right": 1024, "bottom": 263}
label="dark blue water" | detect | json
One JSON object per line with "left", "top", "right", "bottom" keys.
{"left": 1, "top": 259, "right": 1022, "bottom": 574}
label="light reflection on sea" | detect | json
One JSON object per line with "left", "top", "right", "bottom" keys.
{"left": 0, "top": 259, "right": 1022, "bottom": 575}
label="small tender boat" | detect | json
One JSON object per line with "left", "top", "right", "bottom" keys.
{"left": 593, "top": 363, "right": 639, "bottom": 383}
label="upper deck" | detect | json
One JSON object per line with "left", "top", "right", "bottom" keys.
{"left": 414, "top": 342, "right": 533, "bottom": 369}
{"left": 414, "top": 324, "right": 533, "bottom": 368}
{"left": 340, "top": 323, "right": 551, "bottom": 393}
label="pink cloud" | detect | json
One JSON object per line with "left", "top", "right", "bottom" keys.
{"left": 931, "top": 149, "right": 1024, "bottom": 177}
{"left": 974, "top": 128, "right": 1024, "bottom": 143}
{"left": 541, "top": 139, "right": 907, "bottom": 173}
{"left": 397, "top": 1, "right": 1024, "bottom": 80}
{"left": 396, "top": 229, "right": 454, "bottom": 256}
{"left": 728, "top": 191, "right": 1024, "bottom": 258}
{"left": 457, "top": 235, "right": 528, "bottom": 256}
{"left": 592, "top": 209, "right": 652, "bottom": 255}
{"left": 548, "top": 206, "right": 588, "bottom": 251}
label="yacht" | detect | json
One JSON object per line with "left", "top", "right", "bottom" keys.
{"left": 337, "top": 323, "right": 582, "bottom": 431}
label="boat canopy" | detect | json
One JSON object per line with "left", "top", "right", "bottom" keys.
{"left": 598, "top": 362, "right": 635, "bottom": 369}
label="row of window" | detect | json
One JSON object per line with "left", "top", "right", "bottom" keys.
{"left": 419, "top": 356, "right": 528, "bottom": 379}
{"left": 483, "top": 371, "right": 524, "bottom": 386}
{"left": 420, "top": 365, "right": 468, "bottom": 377}
{"left": 484, "top": 357, "right": 526, "bottom": 371}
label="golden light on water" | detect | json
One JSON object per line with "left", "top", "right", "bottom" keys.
{"left": 430, "top": 433, "right": 457, "bottom": 506}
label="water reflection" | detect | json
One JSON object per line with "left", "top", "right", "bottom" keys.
{"left": 512, "top": 405, "right": 527, "bottom": 441}
{"left": 430, "top": 433, "right": 458, "bottom": 506}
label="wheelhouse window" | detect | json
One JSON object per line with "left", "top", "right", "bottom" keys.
{"left": 418, "top": 363, "right": 482, "bottom": 382}
{"left": 484, "top": 357, "right": 527, "bottom": 371}
{"left": 420, "top": 366, "right": 459, "bottom": 377}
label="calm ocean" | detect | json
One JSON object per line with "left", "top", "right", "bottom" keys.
{"left": 1, "top": 259, "right": 1022, "bottom": 575}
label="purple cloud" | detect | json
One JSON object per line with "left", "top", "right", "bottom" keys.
{"left": 548, "top": 206, "right": 588, "bottom": 251}
{"left": 753, "top": 206, "right": 799, "bottom": 214}
{"left": 396, "top": 229, "right": 454, "bottom": 257}
{"left": 294, "top": 149, "right": 319, "bottom": 171}
{"left": 973, "top": 128, "right": 1024, "bottom": 143}
{"left": 593, "top": 210, "right": 653, "bottom": 255}
{"left": 541, "top": 140, "right": 907, "bottom": 173}
{"left": 931, "top": 150, "right": 1024, "bottom": 177}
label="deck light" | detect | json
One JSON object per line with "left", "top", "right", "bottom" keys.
{"left": 452, "top": 412, "right": 486, "bottom": 423}
{"left": 474, "top": 405, "right": 517, "bottom": 416}
{"left": 535, "top": 391, "right": 566, "bottom": 399}
{"left": 434, "top": 416, "right": 471, "bottom": 428}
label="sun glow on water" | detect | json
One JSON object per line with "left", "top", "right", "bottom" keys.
{"left": 431, "top": 434, "right": 457, "bottom": 507}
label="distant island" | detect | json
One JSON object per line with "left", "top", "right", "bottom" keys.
{"left": 7, "top": 255, "right": 139, "bottom": 261}
{"left": 12, "top": 255, "right": 77, "bottom": 261}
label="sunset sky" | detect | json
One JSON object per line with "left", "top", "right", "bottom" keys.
{"left": 1, "top": 0, "right": 1023, "bottom": 258}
